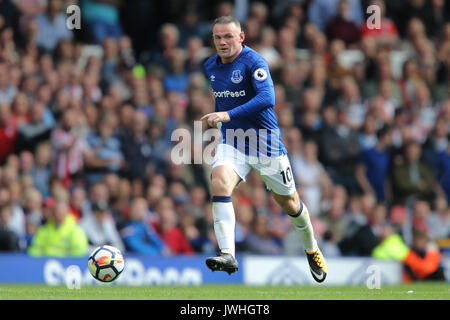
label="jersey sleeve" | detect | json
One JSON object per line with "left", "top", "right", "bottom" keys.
{"left": 250, "top": 59, "right": 274, "bottom": 92}
{"left": 227, "top": 58, "right": 275, "bottom": 120}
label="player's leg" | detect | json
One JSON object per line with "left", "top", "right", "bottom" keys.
{"left": 206, "top": 143, "right": 251, "bottom": 274}
{"left": 206, "top": 165, "right": 241, "bottom": 274}
{"left": 210, "top": 164, "right": 241, "bottom": 256}
{"left": 256, "top": 155, "right": 328, "bottom": 282}
{"left": 271, "top": 191, "right": 317, "bottom": 251}
{"left": 271, "top": 190, "right": 328, "bottom": 283}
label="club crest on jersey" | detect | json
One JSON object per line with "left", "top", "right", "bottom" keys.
{"left": 231, "top": 69, "right": 243, "bottom": 84}
{"left": 253, "top": 68, "right": 268, "bottom": 81}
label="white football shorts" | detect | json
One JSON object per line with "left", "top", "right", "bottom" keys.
{"left": 212, "top": 143, "right": 296, "bottom": 196}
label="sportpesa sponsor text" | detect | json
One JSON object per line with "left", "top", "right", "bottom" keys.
{"left": 213, "top": 90, "right": 246, "bottom": 98}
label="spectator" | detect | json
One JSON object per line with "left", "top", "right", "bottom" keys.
{"left": 0, "top": 103, "right": 18, "bottom": 163}
{"left": 16, "top": 101, "right": 53, "bottom": 153}
{"left": 293, "top": 140, "right": 332, "bottom": 215}
{"left": 411, "top": 199, "right": 433, "bottom": 235}
{"left": 319, "top": 106, "right": 361, "bottom": 193}
{"left": 410, "top": 81, "right": 437, "bottom": 135}
{"left": 28, "top": 196, "right": 89, "bottom": 257}
{"left": 428, "top": 196, "right": 450, "bottom": 240}
{"left": 181, "top": 201, "right": 215, "bottom": 254}
{"left": 358, "top": 112, "right": 379, "bottom": 150}
{"left": 30, "top": 141, "right": 51, "bottom": 199}
{"left": 83, "top": 181, "right": 110, "bottom": 218}
{"left": 81, "top": 0, "right": 122, "bottom": 44}
{"left": 355, "top": 125, "right": 392, "bottom": 202}
{"left": 341, "top": 194, "right": 368, "bottom": 239}
{"left": 325, "top": 0, "right": 361, "bottom": 47}
{"left": 0, "top": 61, "right": 18, "bottom": 104}
{"left": 295, "top": 88, "right": 323, "bottom": 142}
{"left": 403, "top": 227, "right": 446, "bottom": 282}
{"left": 0, "top": 204, "right": 20, "bottom": 251}
{"left": 321, "top": 185, "right": 349, "bottom": 244}
{"left": 181, "top": 185, "right": 206, "bottom": 219}
{"left": 50, "top": 108, "right": 87, "bottom": 188}
{"left": 337, "top": 75, "right": 366, "bottom": 130}
{"left": 436, "top": 146, "right": 450, "bottom": 202}
{"left": 184, "top": 36, "right": 208, "bottom": 74}
{"left": 4, "top": 171, "right": 26, "bottom": 239}
{"left": 256, "top": 26, "right": 281, "bottom": 70}
{"left": 391, "top": 141, "right": 436, "bottom": 205}
{"left": 35, "top": 0, "right": 73, "bottom": 52}
{"left": 84, "top": 113, "right": 124, "bottom": 185}
{"left": 234, "top": 202, "right": 255, "bottom": 253}
{"left": 372, "top": 226, "right": 446, "bottom": 282}
{"left": 175, "top": 5, "right": 209, "bottom": 47}
{"left": 100, "top": 37, "right": 120, "bottom": 88}
{"left": 163, "top": 49, "right": 189, "bottom": 94}
{"left": 149, "top": 23, "right": 181, "bottom": 71}
{"left": 119, "top": 110, "right": 153, "bottom": 184}
{"left": 339, "top": 202, "right": 389, "bottom": 256}
{"left": 69, "top": 186, "right": 86, "bottom": 221}
{"left": 147, "top": 113, "right": 174, "bottom": 174}
{"left": 397, "top": 58, "right": 422, "bottom": 109}
{"left": 284, "top": 127, "right": 303, "bottom": 174}
{"left": 120, "top": 197, "right": 170, "bottom": 256}
{"left": 79, "top": 200, "right": 125, "bottom": 253}
{"left": 244, "top": 214, "right": 283, "bottom": 255}
{"left": 154, "top": 197, "right": 194, "bottom": 255}
{"left": 307, "top": 0, "right": 363, "bottom": 32}
{"left": 22, "top": 187, "right": 43, "bottom": 226}
{"left": 11, "top": 92, "right": 30, "bottom": 127}
{"left": 423, "top": 117, "right": 449, "bottom": 173}
{"left": 360, "top": 0, "right": 399, "bottom": 49}
{"left": 21, "top": 187, "right": 43, "bottom": 247}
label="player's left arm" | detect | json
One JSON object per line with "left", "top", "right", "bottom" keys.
{"left": 201, "top": 60, "right": 275, "bottom": 127}
{"left": 226, "top": 61, "right": 275, "bottom": 119}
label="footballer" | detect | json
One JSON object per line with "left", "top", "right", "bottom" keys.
{"left": 200, "top": 16, "right": 328, "bottom": 282}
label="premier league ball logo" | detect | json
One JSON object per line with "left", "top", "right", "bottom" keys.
{"left": 253, "top": 68, "right": 268, "bottom": 81}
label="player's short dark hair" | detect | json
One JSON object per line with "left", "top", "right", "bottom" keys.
{"left": 212, "top": 16, "right": 241, "bottom": 31}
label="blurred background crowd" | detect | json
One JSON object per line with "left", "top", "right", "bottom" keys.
{"left": 0, "top": 0, "right": 448, "bottom": 281}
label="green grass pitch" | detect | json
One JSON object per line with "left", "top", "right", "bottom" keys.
{"left": 0, "top": 282, "right": 449, "bottom": 300}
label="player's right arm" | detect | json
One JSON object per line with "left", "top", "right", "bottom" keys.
{"left": 200, "top": 111, "right": 230, "bottom": 128}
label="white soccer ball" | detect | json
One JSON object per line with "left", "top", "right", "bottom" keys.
{"left": 88, "top": 245, "right": 125, "bottom": 282}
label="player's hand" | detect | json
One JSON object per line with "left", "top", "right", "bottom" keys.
{"left": 200, "top": 111, "right": 230, "bottom": 128}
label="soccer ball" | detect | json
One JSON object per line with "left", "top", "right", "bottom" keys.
{"left": 88, "top": 245, "right": 125, "bottom": 282}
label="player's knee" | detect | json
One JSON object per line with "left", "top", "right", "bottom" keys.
{"left": 211, "top": 174, "right": 232, "bottom": 196}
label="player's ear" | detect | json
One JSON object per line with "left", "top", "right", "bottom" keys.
{"left": 239, "top": 31, "right": 245, "bottom": 44}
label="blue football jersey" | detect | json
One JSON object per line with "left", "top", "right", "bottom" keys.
{"left": 204, "top": 45, "right": 287, "bottom": 157}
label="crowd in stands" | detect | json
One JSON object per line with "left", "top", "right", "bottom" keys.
{"left": 0, "top": 0, "right": 448, "bottom": 273}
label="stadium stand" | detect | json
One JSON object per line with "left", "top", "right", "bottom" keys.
{"left": 0, "top": 0, "right": 448, "bottom": 263}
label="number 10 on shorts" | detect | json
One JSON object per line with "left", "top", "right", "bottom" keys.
{"left": 280, "top": 167, "right": 292, "bottom": 185}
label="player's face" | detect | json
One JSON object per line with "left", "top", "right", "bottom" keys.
{"left": 212, "top": 23, "right": 244, "bottom": 63}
